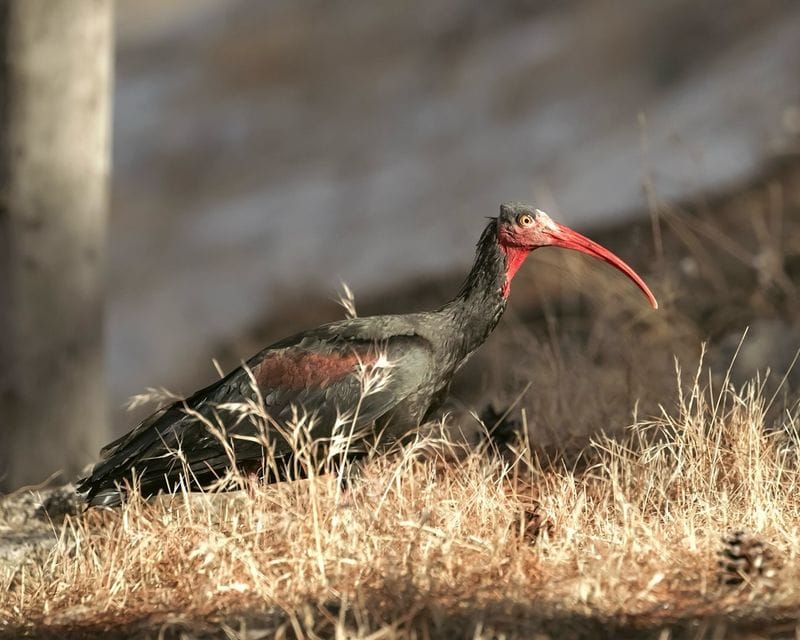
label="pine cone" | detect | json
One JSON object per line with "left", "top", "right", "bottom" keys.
{"left": 717, "top": 530, "right": 777, "bottom": 585}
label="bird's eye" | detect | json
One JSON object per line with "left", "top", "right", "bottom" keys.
{"left": 517, "top": 213, "right": 534, "bottom": 227}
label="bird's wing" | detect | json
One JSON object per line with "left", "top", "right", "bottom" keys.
{"left": 79, "top": 319, "right": 434, "bottom": 504}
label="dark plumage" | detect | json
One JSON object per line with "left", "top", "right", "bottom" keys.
{"left": 78, "top": 203, "right": 657, "bottom": 506}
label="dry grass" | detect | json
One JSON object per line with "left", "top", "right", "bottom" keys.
{"left": 2, "top": 352, "right": 800, "bottom": 638}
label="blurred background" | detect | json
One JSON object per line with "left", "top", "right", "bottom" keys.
{"left": 2, "top": 0, "right": 800, "bottom": 489}
{"left": 111, "top": 0, "right": 799, "bottom": 413}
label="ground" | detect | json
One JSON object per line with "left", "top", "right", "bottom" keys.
{"left": 2, "top": 156, "right": 800, "bottom": 638}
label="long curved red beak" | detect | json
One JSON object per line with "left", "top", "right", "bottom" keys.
{"left": 545, "top": 223, "right": 658, "bottom": 309}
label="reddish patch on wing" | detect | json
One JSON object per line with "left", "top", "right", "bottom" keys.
{"left": 252, "top": 347, "right": 376, "bottom": 390}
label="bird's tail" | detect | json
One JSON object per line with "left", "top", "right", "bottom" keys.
{"left": 76, "top": 402, "right": 196, "bottom": 507}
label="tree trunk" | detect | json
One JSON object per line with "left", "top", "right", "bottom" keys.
{"left": 0, "top": 0, "right": 113, "bottom": 491}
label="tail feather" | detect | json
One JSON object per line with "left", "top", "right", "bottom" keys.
{"left": 77, "top": 399, "right": 212, "bottom": 506}
{"left": 77, "top": 387, "right": 275, "bottom": 507}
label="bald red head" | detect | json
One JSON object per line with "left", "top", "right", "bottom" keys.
{"left": 496, "top": 203, "right": 658, "bottom": 309}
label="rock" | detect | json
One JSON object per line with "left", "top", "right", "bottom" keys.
{"left": 0, "top": 485, "right": 81, "bottom": 577}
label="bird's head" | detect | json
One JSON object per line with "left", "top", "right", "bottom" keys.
{"left": 495, "top": 202, "right": 658, "bottom": 308}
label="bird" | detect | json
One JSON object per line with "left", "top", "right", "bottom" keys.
{"left": 78, "top": 203, "right": 657, "bottom": 506}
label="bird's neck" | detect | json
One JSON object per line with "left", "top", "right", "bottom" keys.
{"left": 442, "top": 221, "right": 526, "bottom": 358}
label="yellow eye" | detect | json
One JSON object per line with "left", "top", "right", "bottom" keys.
{"left": 517, "top": 213, "right": 534, "bottom": 227}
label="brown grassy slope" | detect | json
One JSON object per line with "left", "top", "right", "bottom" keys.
{"left": 1, "top": 368, "right": 799, "bottom": 639}
{"left": 2, "top": 156, "right": 800, "bottom": 639}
